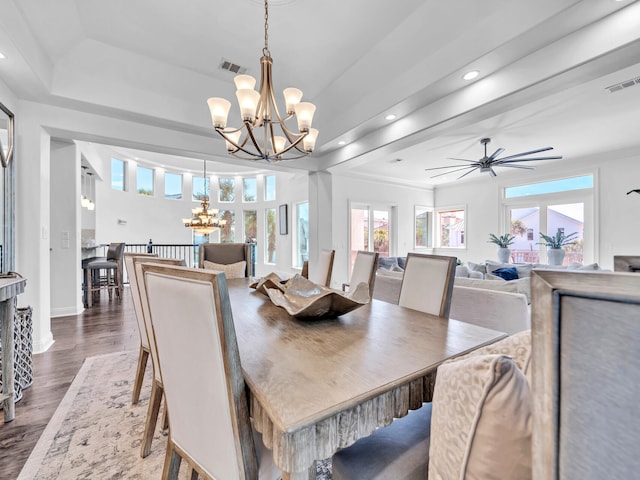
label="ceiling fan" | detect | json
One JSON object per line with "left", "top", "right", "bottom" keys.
{"left": 425, "top": 137, "right": 562, "bottom": 180}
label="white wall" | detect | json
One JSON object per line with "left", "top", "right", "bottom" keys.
{"left": 433, "top": 151, "right": 640, "bottom": 270}
{"left": 330, "top": 175, "right": 434, "bottom": 288}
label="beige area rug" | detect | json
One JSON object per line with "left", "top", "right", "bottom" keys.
{"left": 17, "top": 350, "right": 332, "bottom": 480}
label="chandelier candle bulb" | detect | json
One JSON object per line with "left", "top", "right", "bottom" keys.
{"left": 303, "top": 128, "right": 319, "bottom": 152}
{"left": 236, "top": 89, "right": 260, "bottom": 121}
{"left": 294, "top": 102, "right": 316, "bottom": 132}
{"left": 224, "top": 130, "right": 242, "bottom": 152}
{"left": 234, "top": 74, "right": 257, "bottom": 90}
{"left": 207, "top": 98, "right": 231, "bottom": 128}
{"left": 283, "top": 87, "right": 303, "bottom": 114}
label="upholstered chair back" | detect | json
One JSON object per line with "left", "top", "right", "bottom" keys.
{"left": 350, "top": 251, "right": 379, "bottom": 299}
{"left": 142, "top": 264, "right": 261, "bottom": 479}
{"left": 309, "top": 249, "right": 335, "bottom": 287}
{"left": 107, "top": 242, "right": 125, "bottom": 261}
{"left": 132, "top": 257, "right": 184, "bottom": 382}
{"left": 198, "top": 242, "right": 251, "bottom": 277}
{"left": 124, "top": 253, "right": 157, "bottom": 350}
{"left": 398, "top": 253, "right": 457, "bottom": 317}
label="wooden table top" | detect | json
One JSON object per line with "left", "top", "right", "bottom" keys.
{"left": 226, "top": 278, "right": 507, "bottom": 476}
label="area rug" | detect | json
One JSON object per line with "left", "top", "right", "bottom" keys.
{"left": 18, "top": 350, "right": 332, "bottom": 480}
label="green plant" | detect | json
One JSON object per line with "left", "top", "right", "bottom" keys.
{"left": 488, "top": 233, "right": 516, "bottom": 248}
{"left": 538, "top": 231, "right": 579, "bottom": 249}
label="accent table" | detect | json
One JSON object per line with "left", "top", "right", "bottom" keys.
{"left": 226, "top": 278, "right": 507, "bottom": 480}
{"left": 0, "top": 276, "right": 27, "bottom": 423}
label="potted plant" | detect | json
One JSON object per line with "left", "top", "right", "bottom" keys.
{"left": 488, "top": 233, "right": 515, "bottom": 263}
{"left": 538, "top": 231, "right": 579, "bottom": 266}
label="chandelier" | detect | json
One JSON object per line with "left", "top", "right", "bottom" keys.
{"left": 206, "top": 0, "right": 318, "bottom": 162}
{"left": 182, "top": 160, "right": 226, "bottom": 235}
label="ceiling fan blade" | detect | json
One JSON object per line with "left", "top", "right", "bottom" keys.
{"left": 497, "top": 147, "right": 553, "bottom": 161}
{"left": 445, "top": 157, "right": 478, "bottom": 163}
{"left": 457, "top": 166, "right": 480, "bottom": 180}
{"left": 424, "top": 164, "right": 476, "bottom": 171}
{"left": 495, "top": 156, "right": 562, "bottom": 164}
{"left": 430, "top": 165, "right": 475, "bottom": 179}
{"left": 499, "top": 164, "right": 536, "bottom": 170}
{"left": 488, "top": 148, "right": 505, "bottom": 160}
{"left": 489, "top": 167, "right": 497, "bottom": 177}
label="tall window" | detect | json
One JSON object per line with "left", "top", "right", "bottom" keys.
{"left": 295, "top": 202, "right": 309, "bottom": 268}
{"left": 265, "top": 175, "right": 276, "bottom": 201}
{"left": 504, "top": 175, "right": 593, "bottom": 265}
{"left": 243, "top": 178, "right": 257, "bottom": 202}
{"left": 111, "top": 158, "right": 125, "bottom": 191}
{"left": 137, "top": 166, "right": 154, "bottom": 196}
{"left": 350, "top": 203, "right": 394, "bottom": 268}
{"left": 265, "top": 207, "right": 277, "bottom": 264}
{"left": 219, "top": 178, "right": 235, "bottom": 202}
{"left": 164, "top": 172, "right": 182, "bottom": 199}
{"left": 244, "top": 210, "right": 257, "bottom": 243}
{"left": 192, "top": 175, "right": 209, "bottom": 201}
{"left": 220, "top": 210, "right": 235, "bottom": 242}
{"left": 436, "top": 208, "right": 465, "bottom": 248}
{"left": 414, "top": 206, "right": 433, "bottom": 248}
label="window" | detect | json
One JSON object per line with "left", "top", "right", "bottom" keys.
{"left": 137, "top": 166, "right": 154, "bottom": 196}
{"left": 265, "top": 175, "right": 276, "bottom": 201}
{"left": 192, "top": 175, "right": 209, "bottom": 201}
{"left": 414, "top": 206, "right": 433, "bottom": 248}
{"left": 111, "top": 158, "right": 125, "bottom": 191}
{"left": 505, "top": 175, "right": 593, "bottom": 199}
{"left": 243, "top": 178, "right": 257, "bottom": 202}
{"left": 295, "top": 202, "right": 309, "bottom": 268}
{"left": 164, "top": 172, "right": 182, "bottom": 199}
{"left": 265, "top": 207, "right": 277, "bottom": 264}
{"left": 437, "top": 208, "right": 465, "bottom": 248}
{"left": 220, "top": 210, "right": 235, "bottom": 242}
{"left": 349, "top": 203, "right": 394, "bottom": 269}
{"left": 219, "top": 178, "right": 235, "bottom": 202}
{"left": 244, "top": 210, "right": 257, "bottom": 243}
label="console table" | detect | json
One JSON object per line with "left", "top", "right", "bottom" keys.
{"left": 0, "top": 276, "right": 27, "bottom": 423}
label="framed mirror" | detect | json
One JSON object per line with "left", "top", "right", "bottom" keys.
{"left": 414, "top": 205, "right": 433, "bottom": 249}
{"left": 0, "top": 102, "right": 14, "bottom": 168}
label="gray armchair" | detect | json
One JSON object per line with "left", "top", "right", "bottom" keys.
{"left": 198, "top": 243, "right": 252, "bottom": 277}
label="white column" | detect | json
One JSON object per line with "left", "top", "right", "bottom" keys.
{"left": 308, "top": 171, "right": 333, "bottom": 285}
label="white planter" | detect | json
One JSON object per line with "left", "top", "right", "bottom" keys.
{"left": 497, "top": 247, "right": 511, "bottom": 264}
{"left": 547, "top": 248, "right": 565, "bottom": 266}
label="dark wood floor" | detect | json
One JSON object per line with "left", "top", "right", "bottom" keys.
{"left": 0, "top": 288, "right": 139, "bottom": 479}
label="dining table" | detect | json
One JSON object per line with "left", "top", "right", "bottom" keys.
{"left": 226, "top": 278, "right": 507, "bottom": 480}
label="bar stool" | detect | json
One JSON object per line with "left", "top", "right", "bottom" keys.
{"left": 84, "top": 243, "right": 125, "bottom": 307}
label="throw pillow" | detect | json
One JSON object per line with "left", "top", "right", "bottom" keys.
{"left": 455, "top": 265, "right": 470, "bottom": 278}
{"left": 390, "top": 264, "right": 404, "bottom": 272}
{"left": 428, "top": 354, "right": 532, "bottom": 480}
{"left": 485, "top": 272, "right": 506, "bottom": 281}
{"left": 492, "top": 267, "right": 519, "bottom": 281}
{"left": 202, "top": 260, "right": 246, "bottom": 279}
{"left": 468, "top": 261, "right": 487, "bottom": 275}
{"left": 396, "top": 256, "right": 407, "bottom": 269}
{"left": 378, "top": 257, "right": 398, "bottom": 270}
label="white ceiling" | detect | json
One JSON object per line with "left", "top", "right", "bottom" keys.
{"left": 1, "top": 0, "right": 640, "bottom": 186}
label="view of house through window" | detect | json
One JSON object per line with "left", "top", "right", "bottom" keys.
{"left": 295, "top": 202, "right": 309, "bottom": 268}
{"left": 111, "top": 158, "right": 125, "bottom": 191}
{"left": 414, "top": 206, "right": 432, "bottom": 248}
{"left": 265, "top": 208, "right": 277, "bottom": 264}
{"left": 219, "top": 178, "right": 235, "bottom": 202}
{"left": 220, "top": 210, "right": 235, "bottom": 242}
{"left": 350, "top": 204, "right": 393, "bottom": 270}
{"left": 164, "top": 172, "right": 182, "bottom": 199}
{"left": 244, "top": 210, "right": 257, "bottom": 243}
{"left": 265, "top": 175, "right": 276, "bottom": 201}
{"left": 437, "top": 208, "right": 465, "bottom": 248}
{"left": 137, "top": 166, "right": 154, "bottom": 196}
{"left": 192, "top": 175, "right": 209, "bottom": 201}
{"left": 243, "top": 178, "right": 257, "bottom": 202}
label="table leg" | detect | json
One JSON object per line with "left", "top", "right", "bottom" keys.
{"left": 1, "top": 298, "right": 16, "bottom": 422}
{"left": 87, "top": 269, "right": 93, "bottom": 307}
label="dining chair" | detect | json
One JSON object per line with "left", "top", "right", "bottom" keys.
{"left": 131, "top": 256, "right": 185, "bottom": 458}
{"left": 141, "top": 263, "right": 280, "bottom": 480}
{"left": 308, "top": 249, "right": 335, "bottom": 287}
{"left": 398, "top": 253, "right": 457, "bottom": 317}
{"left": 342, "top": 251, "right": 379, "bottom": 300}
{"left": 332, "top": 331, "right": 532, "bottom": 480}
{"left": 198, "top": 242, "right": 252, "bottom": 277}
{"left": 83, "top": 242, "right": 125, "bottom": 307}
{"left": 123, "top": 252, "right": 157, "bottom": 405}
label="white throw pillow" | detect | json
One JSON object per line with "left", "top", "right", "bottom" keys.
{"left": 202, "top": 260, "right": 246, "bottom": 279}
{"left": 429, "top": 354, "right": 532, "bottom": 480}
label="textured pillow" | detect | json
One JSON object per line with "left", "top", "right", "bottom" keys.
{"left": 202, "top": 260, "right": 246, "bottom": 279}
{"left": 429, "top": 354, "right": 532, "bottom": 480}
{"left": 468, "top": 261, "right": 487, "bottom": 275}
{"left": 492, "top": 267, "right": 519, "bottom": 281}
{"left": 468, "top": 271, "right": 484, "bottom": 279}
{"left": 455, "top": 265, "right": 470, "bottom": 278}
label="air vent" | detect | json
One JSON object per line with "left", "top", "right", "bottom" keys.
{"left": 605, "top": 76, "right": 640, "bottom": 93}
{"left": 219, "top": 58, "right": 248, "bottom": 75}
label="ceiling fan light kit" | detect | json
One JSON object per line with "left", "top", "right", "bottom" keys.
{"left": 425, "top": 137, "right": 562, "bottom": 180}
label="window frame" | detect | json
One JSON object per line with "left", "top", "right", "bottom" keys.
{"left": 435, "top": 206, "right": 466, "bottom": 249}
{"left": 111, "top": 158, "right": 126, "bottom": 191}
{"left": 243, "top": 177, "right": 257, "bottom": 203}
{"left": 164, "top": 172, "right": 182, "bottom": 199}
{"left": 136, "top": 165, "right": 154, "bottom": 196}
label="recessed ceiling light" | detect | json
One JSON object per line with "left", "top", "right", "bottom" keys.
{"left": 338, "top": 141, "right": 346, "bottom": 146}
{"left": 463, "top": 70, "right": 479, "bottom": 81}
{"left": 385, "top": 114, "right": 397, "bottom": 121}
{"left": 0, "top": 52, "right": 6, "bottom": 60}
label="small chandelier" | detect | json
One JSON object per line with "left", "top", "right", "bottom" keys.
{"left": 206, "top": 0, "right": 318, "bottom": 162}
{"left": 182, "top": 160, "right": 226, "bottom": 235}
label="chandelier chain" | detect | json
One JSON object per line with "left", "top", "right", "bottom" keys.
{"left": 263, "top": 0, "right": 270, "bottom": 57}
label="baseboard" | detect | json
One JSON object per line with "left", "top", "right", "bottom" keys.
{"left": 33, "top": 332, "right": 55, "bottom": 354}
{"left": 51, "top": 304, "right": 83, "bottom": 318}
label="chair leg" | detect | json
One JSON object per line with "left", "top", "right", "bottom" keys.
{"left": 162, "top": 403, "right": 169, "bottom": 432}
{"left": 107, "top": 270, "right": 113, "bottom": 299}
{"left": 141, "top": 380, "right": 163, "bottom": 458}
{"left": 188, "top": 467, "right": 198, "bottom": 480}
{"left": 131, "top": 346, "right": 149, "bottom": 405}
{"left": 162, "top": 440, "right": 182, "bottom": 480}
